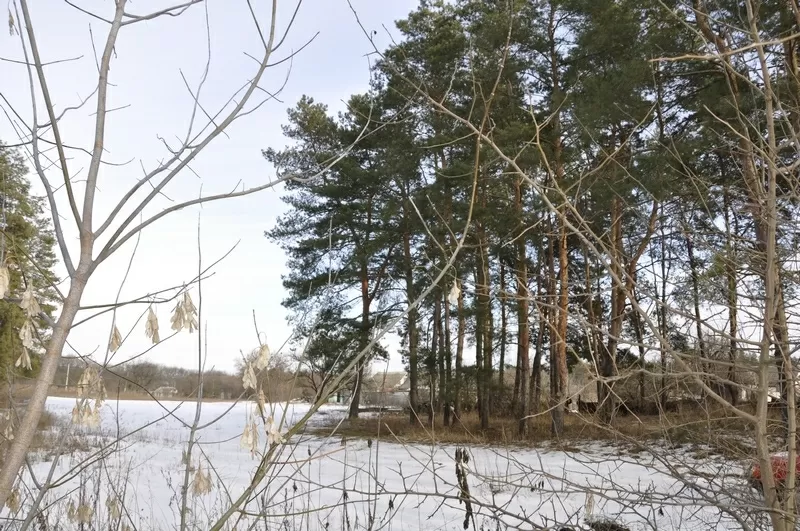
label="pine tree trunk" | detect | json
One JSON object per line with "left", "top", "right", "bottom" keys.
{"left": 600, "top": 197, "right": 623, "bottom": 423}
{"left": 348, "top": 267, "right": 371, "bottom": 420}
{"left": 632, "top": 287, "right": 647, "bottom": 411}
{"left": 454, "top": 278, "right": 465, "bottom": 421}
{"left": 476, "top": 225, "right": 492, "bottom": 430}
{"left": 403, "top": 209, "right": 419, "bottom": 424}
{"left": 658, "top": 210, "right": 669, "bottom": 406}
{"left": 515, "top": 177, "right": 531, "bottom": 436}
{"left": 499, "top": 259, "right": 507, "bottom": 407}
{"left": 436, "top": 294, "right": 446, "bottom": 423}
{"left": 474, "top": 268, "right": 483, "bottom": 417}
{"left": 443, "top": 288, "right": 453, "bottom": 427}
{"left": 547, "top": 3, "right": 568, "bottom": 435}
{"left": 553, "top": 211, "right": 569, "bottom": 435}
{"left": 684, "top": 223, "right": 707, "bottom": 398}
{"left": 723, "top": 185, "right": 739, "bottom": 406}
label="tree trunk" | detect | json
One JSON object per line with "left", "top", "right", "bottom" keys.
{"left": 515, "top": 177, "right": 531, "bottom": 436}
{"left": 723, "top": 185, "right": 738, "bottom": 406}
{"left": 402, "top": 208, "right": 420, "bottom": 424}
{"left": 553, "top": 210, "right": 569, "bottom": 435}
{"left": 474, "top": 268, "right": 483, "bottom": 418}
{"left": 436, "top": 294, "right": 446, "bottom": 423}
{"left": 657, "top": 208, "right": 669, "bottom": 407}
{"left": 348, "top": 266, "right": 371, "bottom": 419}
{"left": 477, "top": 230, "right": 493, "bottom": 430}
{"left": 0, "top": 273, "right": 88, "bottom": 504}
{"left": 684, "top": 223, "right": 707, "bottom": 398}
{"left": 454, "top": 278, "right": 465, "bottom": 422}
{"left": 443, "top": 286, "right": 453, "bottom": 427}
{"left": 499, "top": 259, "right": 508, "bottom": 407}
{"left": 600, "top": 196, "right": 623, "bottom": 423}
{"left": 547, "top": 3, "right": 568, "bottom": 436}
{"left": 531, "top": 253, "right": 546, "bottom": 416}
{"left": 632, "top": 287, "right": 647, "bottom": 411}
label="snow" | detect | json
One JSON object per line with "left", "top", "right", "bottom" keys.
{"left": 0, "top": 396, "right": 769, "bottom": 530}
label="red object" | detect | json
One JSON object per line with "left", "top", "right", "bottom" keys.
{"left": 750, "top": 455, "right": 800, "bottom": 490}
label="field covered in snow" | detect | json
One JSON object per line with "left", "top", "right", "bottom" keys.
{"left": 0, "top": 396, "right": 772, "bottom": 530}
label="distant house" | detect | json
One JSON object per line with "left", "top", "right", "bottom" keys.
{"left": 360, "top": 372, "right": 410, "bottom": 409}
{"left": 153, "top": 386, "right": 178, "bottom": 399}
{"left": 566, "top": 362, "right": 599, "bottom": 411}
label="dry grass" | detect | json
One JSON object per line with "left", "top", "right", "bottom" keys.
{"left": 312, "top": 404, "right": 776, "bottom": 456}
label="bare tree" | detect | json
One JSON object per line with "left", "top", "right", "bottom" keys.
{"left": 0, "top": 0, "right": 365, "bottom": 506}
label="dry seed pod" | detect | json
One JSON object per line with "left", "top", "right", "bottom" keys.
{"left": 255, "top": 343, "right": 270, "bottom": 370}
{"left": 145, "top": 306, "right": 160, "bottom": 344}
{"left": 6, "top": 487, "right": 20, "bottom": 512}
{"left": 20, "top": 284, "right": 40, "bottom": 317}
{"left": 242, "top": 362, "right": 257, "bottom": 391}
{"left": 447, "top": 281, "right": 461, "bottom": 306}
{"left": 109, "top": 324, "right": 123, "bottom": 352}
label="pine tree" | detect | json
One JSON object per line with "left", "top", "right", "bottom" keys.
{"left": 0, "top": 144, "right": 59, "bottom": 377}
{"left": 265, "top": 95, "right": 396, "bottom": 419}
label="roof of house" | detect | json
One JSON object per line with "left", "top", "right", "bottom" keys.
{"left": 367, "top": 371, "right": 409, "bottom": 392}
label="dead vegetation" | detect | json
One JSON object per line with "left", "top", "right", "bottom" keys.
{"left": 312, "top": 403, "right": 785, "bottom": 457}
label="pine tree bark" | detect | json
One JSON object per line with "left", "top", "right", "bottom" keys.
{"left": 531, "top": 256, "right": 546, "bottom": 415}
{"left": 443, "top": 288, "right": 453, "bottom": 426}
{"left": 454, "top": 277, "right": 465, "bottom": 421}
{"left": 547, "top": 0, "right": 568, "bottom": 435}
{"left": 402, "top": 200, "right": 420, "bottom": 424}
{"left": 499, "top": 259, "right": 508, "bottom": 406}
{"left": 600, "top": 196, "right": 624, "bottom": 423}
{"left": 515, "top": 177, "right": 531, "bottom": 435}
{"left": 722, "top": 184, "right": 739, "bottom": 405}
{"left": 436, "top": 294, "right": 446, "bottom": 423}
{"left": 477, "top": 221, "right": 493, "bottom": 430}
{"left": 349, "top": 266, "right": 371, "bottom": 419}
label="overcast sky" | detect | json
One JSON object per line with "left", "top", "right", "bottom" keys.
{"left": 0, "top": 0, "right": 419, "bottom": 374}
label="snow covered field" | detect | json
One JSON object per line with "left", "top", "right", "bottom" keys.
{"left": 1, "top": 396, "right": 769, "bottom": 530}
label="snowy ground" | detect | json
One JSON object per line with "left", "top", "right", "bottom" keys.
{"left": 0, "top": 396, "right": 771, "bottom": 530}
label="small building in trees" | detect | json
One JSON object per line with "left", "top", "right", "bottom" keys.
{"left": 153, "top": 386, "right": 178, "bottom": 399}
{"left": 360, "top": 371, "right": 410, "bottom": 409}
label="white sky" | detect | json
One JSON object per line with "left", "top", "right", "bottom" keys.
{"left": 0, "top": 0, "right": 419, "bottom": 374}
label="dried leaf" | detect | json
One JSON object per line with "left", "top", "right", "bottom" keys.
{"left": 0, "top": 265, "right": 9, "bottom": 299}
{"left": 6, "top": 488, "right": 20, "bottom": 512}
{"left": 240, "top": 417, "right": 258, "bottom": 458}
{"left": 191, "top": 461, "right": 212, "bottom": 496}
{"left": 242, "top": 362, "right": 257, "bottom": 390}
{"left": 182, "top": 291, "right": 198, "bottom": 333}
{"left": 106, "top": 495, "right": 121, "bottom": 519}
{"left": 266, "top": 416, "right": 285, "bottom": 446}
{"left": 257, "top": 389, "right": 266, "bottom": 415}
{"left": 255, "top": 343, "right": 270, "bottom": 371}
{"left": 20, "top": 284, "right": 40, "bottom": 318}
{"left": 18, "top": 319, "right": 35, "bottom": 351}
{"left": 67, "top": 500, "right": 76, "bottom": 521}
{"left": 109, "top": 324, "right": 122, "bottom": 352}
{"left": 181, "top": 290, "right": 196, "bottom": 316}
{"left": 8, "top": 10, "right": 16, "bottom": 37}
{"left": 447, "top": 281, "right": 461, "bottom": 306}
{"left": 170, "top": 291, "right": 198, "bottom": 333}
{"left": 15, "top": 348, "right": 31, "bottom": 371}
{"left": 170, "top": 299, "right": 186, "bottom": 332}
{"left": 71, "top": 402, "right": 81, "bottom": 424}
{"left": 76, "top": 503, "right": 93, "bottom": 523}
{"left": 145, "top": 306, "right": 160, "bottom": 344}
